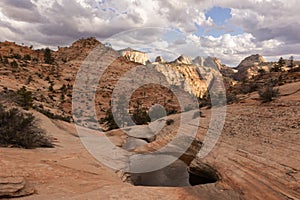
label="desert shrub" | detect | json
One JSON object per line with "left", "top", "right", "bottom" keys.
{"left": 16, "top": 86, "right": 33, "bottom": 110}
{"left": 48, "top": 85, "right": 54, "bottom": 92}
{"left": 13, "top": 54, "right": 22, "bottom": 59}
{"left": 3, "top": 57, "right": 9, "bottom": 64}
{"left": 34, "top": 107, "right": 71, "bottom": 122}
{"left": 166, "top": 119, "right": 174, "bottom": 125}
{"left": 23, "top": 54, "right": 31, "bottom": 61}
{"left": 10, "top": 60, "right": 18, "bottom": 68}
{"left": 258, "top": 85, "right": 280, "bottom": 103}
{"left": 166, "top": 108, "right": 177, "bottom": 115}
{"left": 258, "top": 68, "right": 266, "bottom": 76}
{"left": 103, "top": 108, "right": 120, "bottom": 131}
{"left": 26, "top": 75, "right": 33, "bottom": 84}
{"left": 44, "top": 48, "right": 54, "bottom": 64}
{"left": 198, "top": 92, "right": 212, "bottom": 108}
{"left": 226, "top": 93, "right": 238, "bottom": 104}
{"left": 240, "top": 82, "right": 258, "bottom": 94}
{"left": 132, "top": 107, "right": 150, "bottom": 125}
{"left": 0, "top": 105, "right": 53, "bottom": 149}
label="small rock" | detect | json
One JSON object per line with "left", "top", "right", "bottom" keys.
{"left": 0, "top": 177, "right": 35, "bottom": 198}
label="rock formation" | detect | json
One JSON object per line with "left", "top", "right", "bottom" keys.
{"left": 174, "top": 55, "right": 193, "bottom": 65}
{"left": 0, "top": 177, "right": 34, "bottom": 198}
{"left": 234, "top": 54, "right": 268, "bottom": 80}
{"left": 155, "top": 56, "right": 165, "bottom": 63}
{"left": 118, "top": 48, "right": 150, "bottom": 65}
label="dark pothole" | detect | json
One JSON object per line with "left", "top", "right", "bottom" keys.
{"left": 127, "top": 159, "right": 219, "bottom": 187}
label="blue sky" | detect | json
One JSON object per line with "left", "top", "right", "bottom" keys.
{"left": 198, "top": 6, "right": 244, "bottom": 37}
{"left": 0, "top": 0, "right": 299, "bottom": 66}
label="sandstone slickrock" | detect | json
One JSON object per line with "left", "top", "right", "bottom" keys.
{"left": 0, "top": 177, "right": 35, "bottom": 198}
{"left": 118, "top": 48, "right": 150, "bottom": 65}
{"left": 129, "top": 158, "right": 191, "bottom": 187}
{"left": 234, "top": 54, "right": 268, "bottom": 80}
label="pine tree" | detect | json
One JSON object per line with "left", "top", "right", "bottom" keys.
{"left": 44, "top": 48, "right": 54, "bottom": 64}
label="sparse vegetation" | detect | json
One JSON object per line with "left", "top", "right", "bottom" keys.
{"left": 258, "top": 85, "right": 280, "bottom": 103}
{"left": 26, "top": 75, "right": 33, "bottom": 84}
{"left": 23, "top": 54, "right": 31, "bottom": 61}
{"left": 240, "top": 82, "right": 258, "bottom": 94}
{"left": 271, "top": 57, "right": 285, "bottom": 72}
{"left": 12, "top": 54, "right": 22, "bottom": 59}
{"left": 44, "top": 48, "right": 54, "bottom": 64}
{"left": 34, "top": 107, "right": 71, "bottom": 122}
{"left": 226, "top": 93, "right": 238, "bottom": 104}
{"left": 16, "top": 86, "right": 33, "bottom": 110}
{"left": 0, "top": 105, "right": 53, "bottom": 149}
{"left": 258, "top": 68, "right": 266, "bottom": 76}
{"left": 103, "top": 108, "right": 119, "bottom": 130}
{"left": 166, "top": 119, "right": 174, "bottom": 125}
{"left": 10, "top": 60, "right": 18, "bottom": 68}
{"left": 49, "top": 84, "right": 54, "bottom": 92}
{"left": 132, "top": 107, "right": 150, "bottom": 125}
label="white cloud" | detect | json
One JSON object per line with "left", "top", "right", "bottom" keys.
{"left": 0, "top": 0, "right": 299, "bottom": 66}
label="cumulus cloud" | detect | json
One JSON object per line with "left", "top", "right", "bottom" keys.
{"left": 0, "top": 0, "right": 299, "bottom": 66}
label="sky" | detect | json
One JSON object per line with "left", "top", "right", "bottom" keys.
{"left": 0, "top": 0, "right": 299, "bottom": 66}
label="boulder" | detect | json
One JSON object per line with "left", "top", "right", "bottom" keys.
{"left": 175, "top": 55, "right": 192, "bottom": 65}
{"left": 155, "top": 56, "right": 165, "bottom": 63}
{"left": 0, "top": 177, "right": 35, "bottom": 198}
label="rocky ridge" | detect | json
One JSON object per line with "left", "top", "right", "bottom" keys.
{"left": 118, "top": 48, "right": 150, "bottom": 65}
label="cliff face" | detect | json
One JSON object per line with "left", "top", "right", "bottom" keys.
{"left": 174, "top": 55, "right": 193, "bottom": 65}
{"left": 55, "top": 37, "right": 101, "bottom": 63}
{"left": 155, "top": 62, "right": 214, "bottom": 98}
{"left": 118, "top": 48, "right": 150, "bottom": 65}
{"left": 234, "top": 54, "right": 269, "bottom": 80}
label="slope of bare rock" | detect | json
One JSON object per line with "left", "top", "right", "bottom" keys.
{"left": 200, "top": 82, "right": 300, "bottom": 200}
{"left": 113, "top": 81, "right": 300, "bottom": 199}
{"left": 118, "top": 48, "right": 150, "bottom": 65}
{"left": 0, "top": 110, "right": 241, "bottom": 199}
{"left": 0, "top": 177, "right": 35, "bottom": 198}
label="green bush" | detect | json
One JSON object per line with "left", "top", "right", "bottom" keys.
{"left": 34, "top": 107, "right": 71, "bottom": 122}
{"left": 16, "top": 86, "right": 33, "bottom": 110}
{"left": 23, "top": 54, "right": 31, "bottom": 61}
{"left": 166, "top": 119, "right": 174, "bottom": 125}
{"left": 0, "top": 105, "right": 53, "bottom": 149}
{"left": 10, "top": 60, "right": 18, "bottom": 68}
{"left": 44, "top": 48, "right": 54, "bottom": 64}
{"left": 258, "top": 85, "right": 280, "bottom": 103}
{"left": 103, "top": 108, "right": 119, "bottom": 131}
{"left": 132, "top": 107, "right": 150, "bottom": 125}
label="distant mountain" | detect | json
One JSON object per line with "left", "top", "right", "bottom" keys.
{"left": 1, "top": 38, "right": 299, "bottom": 129}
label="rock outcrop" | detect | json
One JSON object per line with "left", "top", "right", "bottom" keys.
{"left": 55, "top": 37, "right": 101, "bottom": 62}
{"left": 118, "top": 48, "right": 150, "bottom": 65}
{"left": 154, "top": 62, "right": 214, "bottom": 98}
{"left": 0, "top": 177, "right": 34, "bottom": 198}
{"left": 234, "top": 54, "right": 268, "bottom": 80}
{"left": 174, "top": 55, "right": 193, "bottom": 65}
{"left": 193, "top": 56, "right": 236, "bottom": 78}
{"left": 155, "top": 56, "right": 165, "bottom": 63}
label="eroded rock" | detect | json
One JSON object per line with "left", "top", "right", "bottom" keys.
{"left": 0, "top": 177, "right": 35, "bottom": 198}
